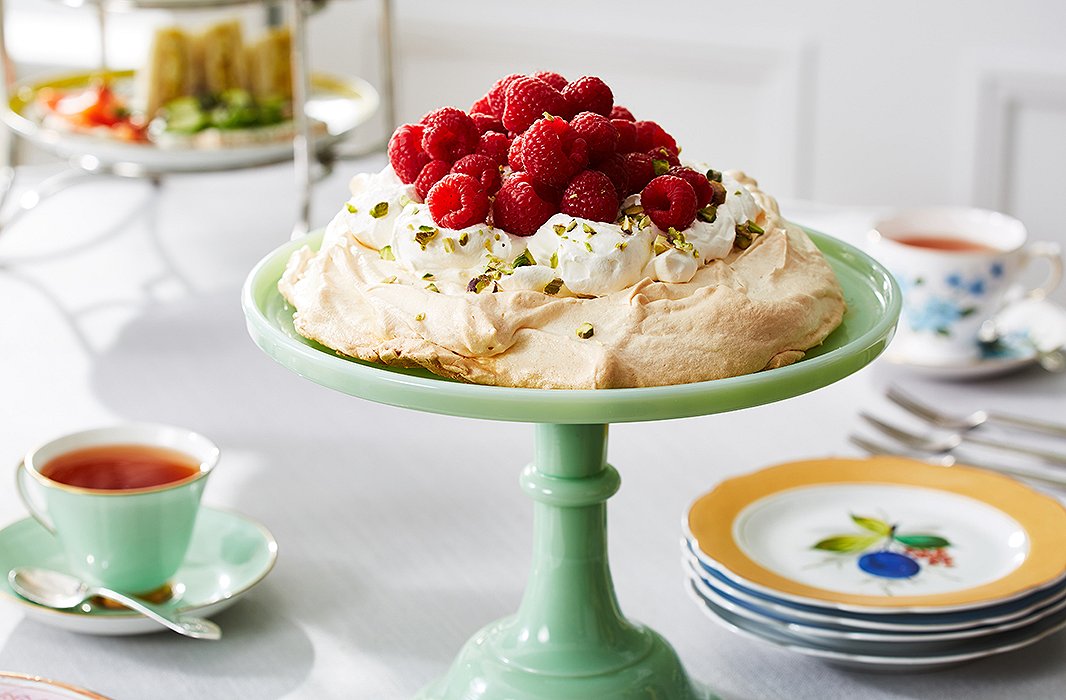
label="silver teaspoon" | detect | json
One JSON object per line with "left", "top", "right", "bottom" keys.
{"left": 8, "top": 567, "right": 221, "bottom": 640}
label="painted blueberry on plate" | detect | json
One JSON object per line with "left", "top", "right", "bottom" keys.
{"left": 812, "top": 514, "right": 952, "bottom": 584}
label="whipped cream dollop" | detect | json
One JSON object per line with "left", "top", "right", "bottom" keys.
{"left": 327, "top": 165, "right": 765, "bottom": 296}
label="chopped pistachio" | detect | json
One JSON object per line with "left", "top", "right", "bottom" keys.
{"left": 576, "top": 322, "right": 595, "bottom": 339}
{"left": 734, "top": 190, "right": 741, "bottom": 196}
{"left": 639, "top": 215, "right": 651, "bottom": 229}
{"left": 443, "top": 237, "right": 456, "bottom": 253}
{"left": 566, "top": 220, "right": 578, "bottom": 232}
{"left": 494, "top": 232, "right": 501, "bottom": 241}
{"left": 745, "top": 220, "right": 765, "bottom": 234}
{"left": 553, "top": 223, "right": 567, "bottom": 236}
{"left": 584, "top": 241, "right": 594, "bottom": 253}
{"left": 425, "top": 282, "right": 440, "bottom": 293}
{"left": 619, "top": 216, "right": 634, "bottom": 234}
{"left": 416, "top": 227, "right": 439, "bottom": 248}
{"left": 422, "top": 272, "right": 435, "bottom": 280}
{"left": 582, "top": 223, "right": 596, "bottom": 235}
{"left": 370, "top": 201, "right": 389, "bottom": 218}
{"left": 415, "top": 312, "right": 426, "bottom": 321}
{"left": 653, "top": 235, "right": 670, "bottom": 255}
{"left": 615, "top": 240, "right": 629, "bottom": 251}
{"left": 483, "top": 237, "right": 495, "bottom": 253}
{"left": 705, "top": 169, "right": 723, "bottom": 183}
{"left": 735, "top": 233, "right": 754, "bottom": 250}
{"left": 381, "top": 275, "right": 397, "bottom": 284}
{"left": 549, "top": 250, "right": 559, "bottom": 269}
{"left": 652, "top": 158, "right": 670, "bottom": 176}
{"left": 379, "top": 245, "right": 395, "bottom": 261}
{"left": 458, "top": 231, "right": 470, "bottom": 247}
{"left": 512, "top": 250, "right": 535, "bottom": 268}
{"left": 543, "top": 278, "right": 564, "bottom": 295}
{"left": 345, "top": 203, "right": 358, "bottom": 214}
{"left": 697, "top": 206, "right": 718, "bottom": 224}
{"left": 467, "top": 274, "right": 494, "bottom": 293}
{"left": 623, "top": 204, "right": 644, "bottom": 216}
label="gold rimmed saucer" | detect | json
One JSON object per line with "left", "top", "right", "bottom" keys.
{"left": 687, "top": 456, "right": 1066, "bottom": 612}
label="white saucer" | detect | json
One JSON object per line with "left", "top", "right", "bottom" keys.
{"left": 0, "top": 507, "right": 277, "bottom": 635}
{"left": 0, "top": 671, "right": 110, "bottom": 699}
{"left": 884, "top": 298, "right": 1066, "bottom": 379}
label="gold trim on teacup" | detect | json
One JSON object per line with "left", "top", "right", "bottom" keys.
{"left": 687, "top": 456, "right": 1066, "bottom": 609}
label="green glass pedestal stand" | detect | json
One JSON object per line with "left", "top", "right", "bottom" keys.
{"left": 242, "top": 229, "right": 900, "bottom": 699}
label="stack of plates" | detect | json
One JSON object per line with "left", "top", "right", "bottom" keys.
{"left": 682, "top": 456, "right": 1066, "bottom": 671}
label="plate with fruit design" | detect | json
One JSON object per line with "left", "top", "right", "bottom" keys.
{"left": 686, "top": 457, "right": 1066, "bottom": 612}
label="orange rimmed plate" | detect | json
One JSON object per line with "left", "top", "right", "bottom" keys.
{"left": 686, "top": 457, "right": 1066, "bottom": 613}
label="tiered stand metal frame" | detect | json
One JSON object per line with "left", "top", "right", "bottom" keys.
{"left": 0, "top": 0, "right": 394, "bottom": 237}
{"left": 242, "top": 229, "right": 900, "bottom": 699}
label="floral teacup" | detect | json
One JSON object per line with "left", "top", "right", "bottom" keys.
{"left": 868, "top": 207, "right": 1062, "bottom": 364}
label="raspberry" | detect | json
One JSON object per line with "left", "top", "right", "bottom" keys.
{"left": 414, "top": 159, "right": 451, "bottom": 201}
{"left": 668, "top": 166, "right": 713, "bottom": 209}
{"left": 634, "top": 120, "right": 677, "bottom": 153}
{"left": 560, "top": 170, "right": 619, "bottom": 223}
{"left": 476, "top": 131, "right": 511, "bottom": 166}
{"left": 594, "top": 153, "right": 629, "bottom": 198}
{"left": 570, "top": 111, "right": 618, "bottom": 164}
{"left": 508, "top": 133, "right": 525, "bottom": 170}
{"left": 488, "top": 73, "right": 524, "bottom": 116}
{"left": 641, "top": 175, "right": 698, "bottom": 231}
{"left": 621, "top": 152, "right": 655, "bottom": 194}
{"left": 610, "top": 105, "right": 635, "bottom": 121}
{"left": 426, "top": 173, "right": 490, "bottom": 230}
{"left": 492, "top": 172, "right": 559, "bottom": 236}
{"left": 451, "top": 154, "right": 502, "bottom": 195}
{"left": 533, "top": 71, "right": 568, "bottom": 91}
{"left": 502, "top": 76, "right": 570, "bottom": 133}
{"left": 388, "top": 123, "right": 431, "bottom": 183}
{"left": 562, "top": 76, "right": 613, "bottom": 117}
{"left": 470, "top": 94, "right": 493, "bottom": 115}
{"left": 521, "top": 116, "right": 590, "bottom": 189}
{"left": 421, "top": 107, "right": 479, "bottom": 162}
{"left": 470, "top": 112, "right": 503, "bottom": 134}
{"left": 648, "top": 146, "right": 680, "bottom": 169}
{"left": 611, "top": 119, "right": 637, "bottom": 153}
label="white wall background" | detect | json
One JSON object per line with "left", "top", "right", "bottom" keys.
{"left": 7, "top": 0, "right": 1066, "bottom": 253}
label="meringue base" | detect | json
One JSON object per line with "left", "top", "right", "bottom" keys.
{"left": 279, "top": 219, "right": 845, "bottom": 389}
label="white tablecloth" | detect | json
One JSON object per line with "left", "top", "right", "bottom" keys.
{"left": 2, "top": 159, "right": 1064, "bottom": 699}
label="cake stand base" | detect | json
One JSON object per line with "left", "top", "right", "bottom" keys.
{"left": 414, "top": 424, "right": 712, "bottom": 700}
{"left": 416, "top": 617, "right": 709, "bottom": 699}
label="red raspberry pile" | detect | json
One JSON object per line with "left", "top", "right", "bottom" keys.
{"left": 387, "top": 72, "right": 712, "bottom": 236}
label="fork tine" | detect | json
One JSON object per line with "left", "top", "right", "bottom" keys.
{"left": 885, "top": 384, "right": 961, "bottom": 428}
{"left": 859, "top": 412, "right": 944, "bottom": 451}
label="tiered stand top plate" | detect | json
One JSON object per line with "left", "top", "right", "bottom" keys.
{"left": 4, "top": 70, "right": 378, "bottom": 173}
{"left": 242, "top": 228, "right": 900, "bottom": 421}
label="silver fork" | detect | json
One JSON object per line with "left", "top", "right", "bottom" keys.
{"left": 887, "top": 384, "right": 1066, "bottom": 438}
{"left": 848, "top": 434, "right": 1066, "bottom": 489}
{"left": 860, "top": 412, "right": 1066, "bottom": 466}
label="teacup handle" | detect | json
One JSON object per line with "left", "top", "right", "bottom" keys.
{"left": 15, "top": 462, "right": 56, "bottom": 535}
{"left": 1020, "top": 241, "right": 1063, "bottom": 301}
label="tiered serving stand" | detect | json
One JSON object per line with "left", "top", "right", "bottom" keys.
{"left": 0, "top": 0, "right": 393, "bottom": 237}
{"left": 241, "top": 228, "right": 900, "bottom": 698}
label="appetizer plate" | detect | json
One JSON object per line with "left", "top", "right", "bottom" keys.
{"left": 683, "top": 558, "right": 1066, "bottom": 644}
{"left": 0, "top": 672, "right": 110, "bottom": 699}
{"left": 242, "top": 227, "right": 901, "bottom": 424}
{"left": 0, "top": 507, "right": 277, "bottom": 635}
{"left": 681, "top": 541, "right": 1066, "bottom": 632}
{"left": 686, "top": 457, "right": 1066, "bottom": 612}
{"left": 686, "top": 577, "right": 1066, "bottom": 672}
{"left": 3, "top": 70, "right": 379, "bottom": 172}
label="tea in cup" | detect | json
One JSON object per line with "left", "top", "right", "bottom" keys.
{"left": 17, "top": 424, "right": 219, "bottom": 594}
{"left": 867, "top": 207, "right": 1062, "bottom": 363}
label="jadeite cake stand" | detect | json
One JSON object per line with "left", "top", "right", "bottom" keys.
{"left": 241, "top": 228, "right": 900, "bottom": 699}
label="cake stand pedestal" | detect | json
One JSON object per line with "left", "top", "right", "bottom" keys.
{"left": 242, "top": 229, "right": 899, "bottom": 699}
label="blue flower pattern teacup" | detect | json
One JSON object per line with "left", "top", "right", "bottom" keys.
{"left": 868, "top": 208, "right": 1062, "bottom": 364}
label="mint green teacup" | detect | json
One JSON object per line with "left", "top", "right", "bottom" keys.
{"left": 16, "top": 424, "right": 219, "bottom": 594}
